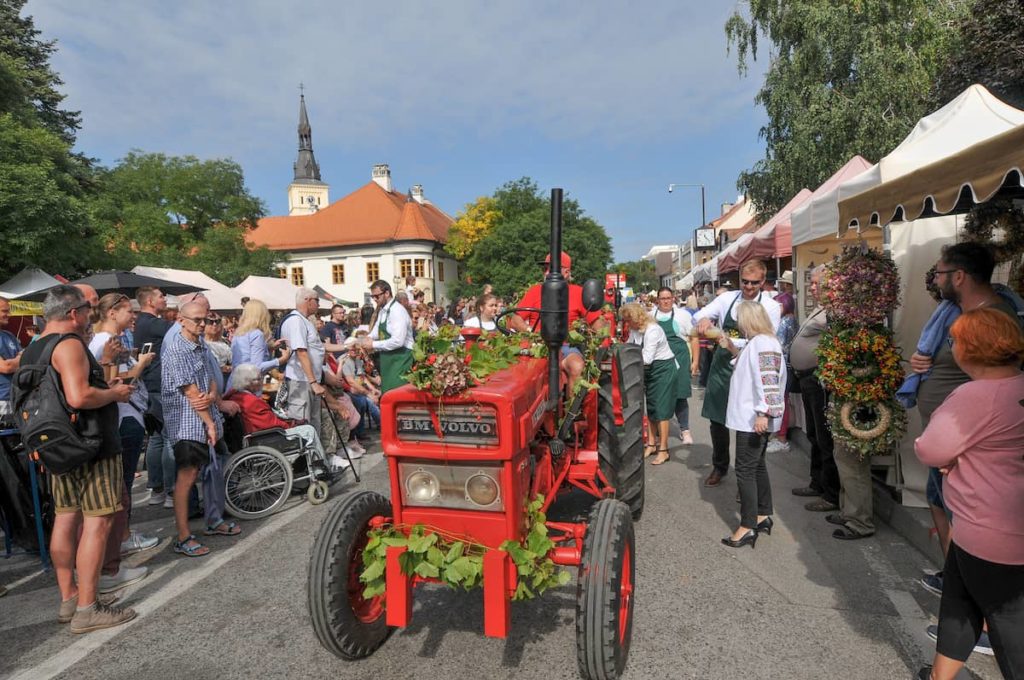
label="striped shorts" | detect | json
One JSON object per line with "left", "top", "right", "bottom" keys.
{"left": 51, "top": 454, "right": 124, "bottom": 517}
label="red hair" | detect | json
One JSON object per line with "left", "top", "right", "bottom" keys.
{"left": 949, "top": 308, "right": 1024, "bottom": 366}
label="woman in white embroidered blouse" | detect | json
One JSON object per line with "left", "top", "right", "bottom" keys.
{"left": 718, "top": 302, "right": 786, "bottom": 549}
{"left": 621, "top": 303, "right": 678, "bottom": 466}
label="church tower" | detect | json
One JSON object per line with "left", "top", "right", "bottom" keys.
{"left": 287, "top": 92, "right": 329, "bottom": 215}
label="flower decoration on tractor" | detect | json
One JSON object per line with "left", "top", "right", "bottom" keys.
{"left": 816, "top": 246, "right": 907, "bottom": 459}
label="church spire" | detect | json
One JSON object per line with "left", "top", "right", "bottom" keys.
{"left": 293, "top": 91, "right": 321, "bottom": 182}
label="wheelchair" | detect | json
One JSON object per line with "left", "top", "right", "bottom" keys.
{"left": 223, "top": 404, "right": 360, "bottom": 520}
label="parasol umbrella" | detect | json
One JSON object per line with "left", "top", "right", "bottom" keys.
{"left": 312, "top": 285, "right": 358, "bottom": 307}
{"left": 64, "top": 270, "right": 206, "bottom": 298}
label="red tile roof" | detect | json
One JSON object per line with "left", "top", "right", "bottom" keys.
{"left": 247, "top": 181, "right": 453, "bottom": 251}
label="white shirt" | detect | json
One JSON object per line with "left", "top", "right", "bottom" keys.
{"left": 693, "top": 290, "right": 782, "bottom": 334}
{"left": 627, "top": 324, "right": 675, "bottom": 364}
{"left": 650, "top": 307, "right": 693, "bottom": 339}
{"left": 726, "top": 333, "right": 787, "bottom": 433}
{"left": 89, "top": 331, "right": 148, "bottom": 426}
{"left": 463, "top": 316, "right": 496, "bottom": 331}
{"left": 370, "top": 299, "right": 414, "bottom": 352}
{"left": 282, "top": 311, "right": 324, "bottom": 383}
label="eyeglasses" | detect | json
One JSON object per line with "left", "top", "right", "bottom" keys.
{"left": 71, "top": 302, "right": 92, "bottom": 314}
{"left": 934, "top": 269, "right": 961, "bottom": 276}
{"left": 371, "top": 292, "right": 385, "bottom": 300}
{"left": 657, "top": 297, "right": 674, "bottom": 302}
{"left": 181, "top": 316, "right": 207, "bottom": 325}
{"left": 740, "top": 278, "right": 764, "bottom": 286}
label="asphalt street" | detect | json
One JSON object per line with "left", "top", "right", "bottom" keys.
{"left": 0, "top": 394, "right": 1002, "bottom": 680}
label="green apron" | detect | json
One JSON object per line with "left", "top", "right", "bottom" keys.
{"left": 655, "top": 312, "right": 692, "bottom": 401}
{"left": 645, "top": 358, "right": 678, "bottom": 421}
{"left": 377, "top": 302, "right": 413, "bottom": 393}
{"left": 701, "top": 293, "right": 752, "bottom": 424}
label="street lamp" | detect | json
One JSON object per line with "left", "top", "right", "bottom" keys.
{"left": 668, "top": 183, "right": 707, "bottom": 274}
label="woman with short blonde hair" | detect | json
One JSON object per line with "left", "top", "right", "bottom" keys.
{"left": 621, "top": 303, "right": 678, "bottom": 466}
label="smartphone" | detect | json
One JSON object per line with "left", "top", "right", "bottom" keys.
{"left": 125, "top": 376, "right": 137, "bottom": 386}
{"left": 140, "top": 342, "right": 153, "bottom": 355}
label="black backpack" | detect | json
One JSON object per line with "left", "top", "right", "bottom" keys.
{"left": 11, "top": 334, "right": 104, "bottom": 475}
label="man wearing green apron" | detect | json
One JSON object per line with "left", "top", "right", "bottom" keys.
{"left": 693, "top": 260, "right": 781, "bottom": 487}
{"left": 653, "top": 287, "right": 694, "bottom": 446}
{"left": 360, "top": 280, "right": 414, "bottom": 394}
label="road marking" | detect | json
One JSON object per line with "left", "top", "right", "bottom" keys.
{"left": 8, "top": 453, "right": 386, "bottom": 680}
{"left": 3, "top": 569, "right": 45, "bottom": 592}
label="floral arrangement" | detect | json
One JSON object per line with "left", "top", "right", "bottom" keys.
{"left": 360, "top": 494, "right": 570, "bottom": 601}
{"left": 816, "top": 327, "right": 903, "bottom": 402}
{"left": 819, "top": 246, "right": 901, "bottom": 326}
{"left": 963, "top": 200, "right": 1024, "bottom": 295}
{"left": 816, "top": 247, "right": 906, "bottom": 459}
{"left": 404, "top": 325, "right": 547, "bottom": 397}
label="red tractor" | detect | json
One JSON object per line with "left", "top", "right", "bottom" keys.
{"left": 307, "top": 189, "right": 644, "bottom": 680}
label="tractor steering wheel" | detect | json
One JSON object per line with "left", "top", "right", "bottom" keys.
{"left": 494, "top": 307, "right": 542, "bottom": 336}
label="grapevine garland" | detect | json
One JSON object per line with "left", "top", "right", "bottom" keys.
{"left": 826, "top": 399, "right": 907, "bottom": 460}
{"left": 360, "top": 494, "right": 571, "bottom": 601}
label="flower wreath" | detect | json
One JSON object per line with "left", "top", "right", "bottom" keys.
{"left": 963, "top": 200, "right": 1024, "bottom": 263}
{"left": 820, "top": 247, "right": 901, "bottom": 326}
{"left": 827, "top": 399, "right": 907, "bottom": 459}
{"left": 815, "top": 327, "right": 904, "bottom": 402}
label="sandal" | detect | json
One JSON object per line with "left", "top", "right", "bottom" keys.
{"left": 173, "top": 535, "right": 211, "bottom": 557}
{"left": 832, "top": 526, "right": 873, "bottom": 541}
{"left": 643, "top": 444, "right": 657, "bottom": 459}
{"left": 651, "top": 449, "right": 670, "bottom": 466}
{"left": 204, "top": 521, "right": 242, "bottom": 537}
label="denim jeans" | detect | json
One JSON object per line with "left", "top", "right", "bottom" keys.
{"left": 145, "top": 426, "right": 177, "bottom": 493}
{"left": 674, "top": 398, "right": 689, "bottom": 431}
{"left": 348, "top": 392, "right": 380, "bottom": 436}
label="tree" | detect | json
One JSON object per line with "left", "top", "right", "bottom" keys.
{"left": 448, "top": 178, "right": 612, "bottom": 301}
{"left": 445, "top": 196, "right": 501, "bottom": 260}
{"left": 931, "top": 0, "right": 1024, "bottom": 110}
{"left": 90, "top": 151, "right": 275, "bottom": 285}
{"left": 606, "top": 260, "right": 657, "bottom": 294}
{"left": 725, "top": 0, "right": 967, "bottom": 219}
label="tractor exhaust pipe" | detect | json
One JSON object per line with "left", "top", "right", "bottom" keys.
{"left": 541, "top": 188, "right": 569, "bottom": 412}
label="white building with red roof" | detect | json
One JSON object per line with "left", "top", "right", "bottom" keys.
{"left": 247, "top": 96, "right": 457, "bottom": 306}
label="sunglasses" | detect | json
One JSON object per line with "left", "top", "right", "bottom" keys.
{"left": 206, "top": 317, "right": 221, "bottom": 324}
{"left": 181, "top": 316, "right": 207, "bottom": 325}
{"left": 740, "top": 278, "right": 764, "bottom": 286}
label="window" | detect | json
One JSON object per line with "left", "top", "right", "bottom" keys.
{"left": 414, "top": 258, "right": 426, "bottom": 278}
{"left": 332, "top": 264, "right": 345, "bottom": 284}
{"left": 276, "top": 267, "right": 287, "bottom": 279}
{"left": 366, "top": 261, "right": 379, "bottom": 283}
{"left": 437, "top": 260, "right": 445, "bottom": 282}
{"left": 291, "top": 267, "right": 304, "bottom": 286}
{"left": 399, "top": 259, "right": 413, "bottom": 279}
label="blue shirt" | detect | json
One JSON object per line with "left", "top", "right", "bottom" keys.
{"left": 0, "top": 329, "right": 23, "bottom": 401}
{"left": 161, "top": 330, "right": 223, "bottom": 445}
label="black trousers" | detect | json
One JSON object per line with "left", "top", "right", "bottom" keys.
{"left": 698, "top": 346, "right": 714, "bottom": 388}
{"left": 735, "top": 431, "right": 773, "bottom": 528}
{"left": 798, "top": 375, "right": 840, "bottom": 504}
{"left": 709, "top": 420, "right": 731, "bottom": 474}
{"left": 937, "top": 541, "right": 1024, "bottom": 677}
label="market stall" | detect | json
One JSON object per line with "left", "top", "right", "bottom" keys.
{"left": 132, "top": 266, "right": 243, "bottom": 311}
{"left": 718, "top": 188, "right": 812, "bottom": 275}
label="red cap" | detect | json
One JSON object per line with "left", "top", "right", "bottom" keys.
{"left": 543, "top": 251, "right": 572, "bottom": 268}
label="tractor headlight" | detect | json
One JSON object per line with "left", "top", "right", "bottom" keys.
{"left": 398, "top": 461, "right": 504, "bottom": 511}
{"left": 405, "top": 469, "right": 440, "bottom": 503}
{"left": 465, "top": 473, "right": 499, "bottom": 507}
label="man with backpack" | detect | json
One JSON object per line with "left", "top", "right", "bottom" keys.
{"left": 19, "top": 285, "right": 135, "bottom": 633}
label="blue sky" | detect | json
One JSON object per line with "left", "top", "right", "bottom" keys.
{"left": 30, "top": 0, "right": 768, "bottom": 262}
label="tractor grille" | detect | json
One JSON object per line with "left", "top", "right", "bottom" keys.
{"left": 395, "top": 405, "right": 498, "bottom": 447}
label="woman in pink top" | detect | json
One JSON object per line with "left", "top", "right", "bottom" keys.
{"left": 914, "top": 308, "right": 1024, "bottom": 680}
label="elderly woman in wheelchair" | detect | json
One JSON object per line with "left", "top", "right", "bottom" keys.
{"left": 221, "top": 364, "right": 355, "bottom": 518}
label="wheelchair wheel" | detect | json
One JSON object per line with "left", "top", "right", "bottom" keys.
{"left": 224, "top": 445, "right": 294, "bottom": 520}
{"left": 307, "top": 480, "right": 329, "bottom": 505}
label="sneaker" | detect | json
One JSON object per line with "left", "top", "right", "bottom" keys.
{"left": 58, "top": 593, "right": 120, "bottom": 623}
{"left": 163, "top": 495, "right": 174, "bottom": 509}
{"left": 766, "top": 439, "right": 790, "bottom": 453}
{"left": 328, "top": 454, "right": 351, "bottom": 470}
{"left": 147, "top": 490, "right": 166, "bottom": 506}
{"left": 120, "top": 531, "right": 160, "bottom": 556}
{"left": 681, "top": 431, "right": 694, "bottom": 446}
{"left": 345, "top": 441, "right": 365, "bottom": 459}
{"left": 925, "top": 624, "right": 994, "bottom": 656}
{"left": 98, "top": 565, "right": 148, "bottom": 594}
{"left": 920, "top": 572, "right": 943, "bottom": 597}
{"left": 69, "top": 603, "right": 137, "bottom": 634}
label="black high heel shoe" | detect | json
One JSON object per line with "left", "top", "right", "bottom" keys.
{"left": 721, "top": 529, "right": 758, "bottom": 549}
{"left": 755, "top": 517, "right": 773, "bottom": 535}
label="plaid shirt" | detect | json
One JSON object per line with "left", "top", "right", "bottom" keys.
{"left": 162, "top": 331, "right": 223, "bottom": 445}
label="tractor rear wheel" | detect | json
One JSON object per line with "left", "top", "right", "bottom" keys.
{"left": 576, "top": 498, "right": 635, "bottom": 680}
{"left": 598, "top": 343, "right": 645, "bottom": 520}
{"left": 307, "top": 490, "right": 392, "bottom": 659}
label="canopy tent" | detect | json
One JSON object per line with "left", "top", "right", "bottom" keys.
{"left": 234, "top": 276, "right": 301, "bottom": 310}
{"left": 714, "top": 234, "right": 753, "bottom": 277}
{"left": 719, "top": 189, "right": 813, "bottom": 274}
{"left": 0, "top": 267, "right": 63, "bottom": 300}
{"left": 132, "top": 266, "right": 242, "bottom": 311}
{"left": 675, "top": 273, "right": 694, "bottom": 291}
{"left": 790, "top": 156, "right": 876, "bottom": 246}
{"left": 792, "top": 85, "right": 1024, "bottom": 246}
{"left": 839, "top": 120, "right": 1024, "bottom": 230}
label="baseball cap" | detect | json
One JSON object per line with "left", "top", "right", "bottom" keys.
{"left": 542, "top": 251, "right": 572, "bottom": 268}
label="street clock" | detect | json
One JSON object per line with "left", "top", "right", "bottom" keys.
{"left": 694, "top": 227, "right": 716, "bottom": 249}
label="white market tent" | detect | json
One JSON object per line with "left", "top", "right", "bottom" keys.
{"left": 792, "top": 85, "right": 1024, "bottom": 247}
{"left": 234, "top": 275, "right": 301, "bottom": 310}
{"left": 0, "top": 267, "right": 62, "bottom": 299}
{"left": 132, "top": 266, "right": 242, "bottom": 311}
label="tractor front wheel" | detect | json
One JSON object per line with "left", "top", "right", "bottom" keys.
{"left": 307, "top": 490, "right": 392, "bottom": 659}
{"left": 575, "top": 498, "right": 635, "bottom": 680}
